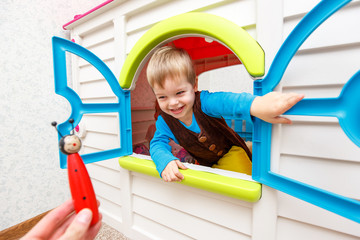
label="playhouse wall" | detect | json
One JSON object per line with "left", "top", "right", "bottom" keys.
{"left": 64, "top": 0, "right": 360, "bottom": 239}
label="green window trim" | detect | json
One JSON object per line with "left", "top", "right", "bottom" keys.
{"left": 119, "top": 12, "right": 264, "bottom": 90}
{"left": 119, "top": 156, "right": 262, "bottom": 202}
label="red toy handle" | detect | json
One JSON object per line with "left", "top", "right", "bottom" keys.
{"left": 67, "top": 153, "right": 99, "bottom": 225}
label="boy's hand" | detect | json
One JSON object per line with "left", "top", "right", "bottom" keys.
{"left": 161, "top": 160, "right": 187, "bottom": 182}
{"left": 250, "top": 92, "right": 304, "bottom": 124}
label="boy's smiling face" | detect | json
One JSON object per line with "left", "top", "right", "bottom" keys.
{"left": 153, "top": 74, "right": 197, "bottom": 126}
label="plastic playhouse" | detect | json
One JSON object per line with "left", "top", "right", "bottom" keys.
{"left": 53, "top": 0, "right": 360, "bottom": 239}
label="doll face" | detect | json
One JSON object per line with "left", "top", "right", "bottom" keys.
{"left": 62, "top": 135, "right": 82, "bottom": 154}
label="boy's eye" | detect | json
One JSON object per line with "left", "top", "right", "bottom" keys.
{"left": 157, "top": 96, "right": 166, "bottom": 100}
{"left": 176, "top": 91, "right": 185, "bottom": 95}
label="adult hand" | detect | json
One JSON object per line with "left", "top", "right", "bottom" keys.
{"left": 161, "top": 160, "right": 187, "bottom": 182}
{"left": 21, "top": 199, "right": 102, "bottom": 240}
{"left": 250, "top": 92, "right": 304, "bottom": 124}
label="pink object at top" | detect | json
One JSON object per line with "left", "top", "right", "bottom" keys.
{"left": 63, "top": 0, "right": 114, "bottom": 30}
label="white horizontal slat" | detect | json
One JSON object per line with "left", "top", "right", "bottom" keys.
{"left": 278, "top": 154, "right": 360, "bottom": 199}
{"left": 126, "top": 0, "right": 224, "bottom": 34}
{"left": 79, "top": 79, "right": 116, "bottom": 99}
{"left": 132, "top": 174, "right": 253, "bottom": 234}
{"left": 125, "top": 4, "right": 258, "bottom": 54}
{"left": 242, "top": 26, "right": 257, "bottom": 40}
{"left": 280, "top": 120, "right": 360, "bottom": 162}
{"left": 81, "top": 114, "right": 119, "bottom": 135}
{"left": 92, "top": 178, "right": 122, "bottom": 206}
{"left": 277, "top": 216, "right": 359, "bottom": 240}
{"left": 82, "top": 131, "right": 120, "bottom": 150}
{"left": 87, "top": 163, "right": 122, "bottom": 189}
{"left": 132, "top": 195, "right": 251, "bottom": 240}
{"left": 98, "top": 195, "right": 124, "bottom": 230}
{"left": 283, "top": 2, "right": 360, "bottom": 50}
{"left": 78, "top": 58, "right": 116, "bottom": 81}
{"left": 277, "top": 193, "right": 360, "bottom": 237}
{"left": 78, "top": 39, "right": 115, "bottom": 66}
{"left": 81, "top": 23, "right": 114, "bottom": 48}
{"left": 93, "top": 157, "right": 122, "bottom": 171}
{"left": 126, "top": 28, "right": 149, "bottom": 54}
{"left": 132, "top": 213, "right": 194, "bottom": 240}
{"left": 199, "top": 64, "right": 254, "bottom": 93}
{"left": 283, "top": 0, "right": 318, "bottom": 18}
{"left": 283, "top": 83, "right": 344, "bottom": 99}
{"left": 203, "top": 0, "right": 256, "bottom": 28}
{"left": 81, "top": 96, "right": 118, "bottom": 103}
{"left": 281, "top": 44, "right": 360, "bottom": 96}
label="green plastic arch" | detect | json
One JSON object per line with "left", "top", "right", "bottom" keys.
{"left": 119, "top": 12, "right": 265, "bottom": 90}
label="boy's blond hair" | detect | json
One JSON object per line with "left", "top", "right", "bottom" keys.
{"left": 146, "top": 46, "right": 196, "bottom": 88}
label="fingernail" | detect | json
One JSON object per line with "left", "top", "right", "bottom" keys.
{"left": 77, "top": 209, "right": 92, "bottom": 224}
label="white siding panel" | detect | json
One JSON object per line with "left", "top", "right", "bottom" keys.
{"left": 87, "top": 163, "right": 122, "bottom": 189}
{"left": 277, "top": 193, "right": 360, "bottom": 237}
{"left": 132, "top": 195, "right": 251, "bottom": 240}
{"left": 276, "top": 217, "right": 360, "bottom": 240}
{"left": 78, "top": 63, "right": 106, "bottom": 82}
{"left": 282, "top": 45, "right": 360, "bottom": 96}
{"left": 125, "top": 0, "right": 257, "bottom": 53}
{"left": 283, "top": 0, "right": 318, "bottom": 17}
{"left": 81, "top": 23, "right": 115, "bottom": 48}
{"left": 126, "top": 0, "right": 224, "bottom": 34}
{"left": 93, "top": 157, "right": 122, "bottom": 171}
{"left": 79, "top": 79, "right": 116, "bottom": 99}
{"left": 79, "top": 39, "right": 115, "bottom": 65}
{"left": 132, "top": 174, "right": 253, "bottom": 234}
{"left": 81, "top": 131, "right": 120, "bottom": 151}
{"left": 132, "top": 213, "right": 194, "bottom": 240}
{"left": 279, "top": 154, "right": 360, "bottom": 199}
{"left": 77, "top": 59, "right": 117, "bottom": 83}
{"left": 98, "top": 195, "right": 124, "bottom": 230}
{"left": 283, "top": 2, "right": 360, "bottom": 50}
{"left": 280, "top": 120, "right": 360, "bottom": 162}
{"left": 81, "top": 96, "right": 118, "bottom": 103}
{"left": 126, "top": 28, "right": 149, "bottom": 54}
{"left": 202, "top": 0, "right": 256, "bottom": 27}
{"left": 81, "top": 114, "right": 119, "bottom": 135}
{"left": 91, "top": 178, "right": 122, "bottom": 206}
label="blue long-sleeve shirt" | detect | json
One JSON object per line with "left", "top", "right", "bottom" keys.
{"left": 150, "top": 90, "right": 256, "bottom": 176}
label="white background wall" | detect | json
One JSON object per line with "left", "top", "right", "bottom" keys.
{"left": 0, "top": 0, "right": 104, "bottom": 230}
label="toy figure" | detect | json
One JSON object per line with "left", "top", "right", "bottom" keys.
{"left": 52, "top": 119, "right": 99, "bottom": 225}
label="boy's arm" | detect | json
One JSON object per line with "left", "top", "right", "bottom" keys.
{"left": 250, "top": 92, "right": 304, "bottom": 124}
{"left": 200, "top": 90, "right": 304, "bottom": 124}
{"left": 150, "top": 116, "right": 187, "bottom": 181}
{"left": 200, "top": 91, "right": 256, "bottom": 123}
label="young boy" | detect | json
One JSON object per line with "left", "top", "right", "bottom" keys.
{"left": 147, "top": 46, "right": 304, "bottom": 182}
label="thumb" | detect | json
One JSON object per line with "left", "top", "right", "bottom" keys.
{"left": 273, "top": 116, "right": 292, "bottom": 125}
{"left": 176, "top": 160, "right": 188, "bottom": 170}
{"left": 59, "top": 209, "right": 93, "bottom": 240}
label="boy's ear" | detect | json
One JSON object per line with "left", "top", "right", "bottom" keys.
{"left": 194, "top": 77, "right": 199, "bottom": 91}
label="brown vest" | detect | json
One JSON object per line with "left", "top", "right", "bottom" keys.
{"left": 160, "top": 91, "right": 252, "bottom": 167}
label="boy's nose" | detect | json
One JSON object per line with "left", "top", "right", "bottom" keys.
{"left": 169, "top": 98, "right": 179, "bottom": 106}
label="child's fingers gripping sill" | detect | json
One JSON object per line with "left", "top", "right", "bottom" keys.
{"left": 161, "top": 160, "right": 188, "bottom": 182}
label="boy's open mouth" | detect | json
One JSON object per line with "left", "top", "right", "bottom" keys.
{"left": 170, "top": 106, "right": 184, "bottom": 114}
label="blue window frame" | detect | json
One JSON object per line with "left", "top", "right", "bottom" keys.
{"left": 252, "top": 0, "right": 360, "bottom": 223}
{"left": 52, "top": 37, "right": 132, "bottom": 168}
